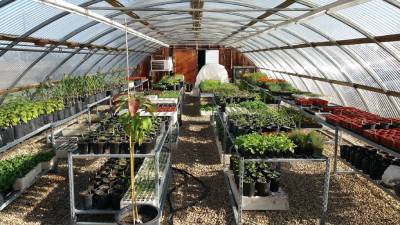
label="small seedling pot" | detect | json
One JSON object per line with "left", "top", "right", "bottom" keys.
{"left": 255, "top": 182, "right": 270, "bottom": 196}
{"left": 270, "top": 180, "right": 280, "bottom": 192}
{"left": 80, "top": 190, "right": 93, "bottom": 209}
{"left": 78, "top": 141, "right": 89, "bottom": 154}
{"left": 243, "top": 182, "right": 256, "bottom": 197}
{"left": 110, "top": 142, "right": 121, "bottom": 154}
{"left": 13, "top": 123, "right": 25, "bottom": 139}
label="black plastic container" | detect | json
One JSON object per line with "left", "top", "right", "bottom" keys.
{"left": 78, "top": 141, "right": 89, "bottom": 154}
{"left": 255, "top": 182, "right": 270, "bottom": 196}
{"left": 243, "top": 182, "right": 256, "bottom": 197}
{"left": 270, "top": 180, "right": 280, "bottom": 192}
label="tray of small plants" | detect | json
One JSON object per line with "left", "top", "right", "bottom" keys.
{"left": 77, "top": 115, "right": 168, "bottom": 155}
{"left": 152, "top": 74, "right": 184, "bottom": 91}
{"left": 120, "top": 151, "right": 170, "bottom": 207}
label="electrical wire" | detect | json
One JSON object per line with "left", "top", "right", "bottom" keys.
{"left": 166, "top": 166, "right": 210, "bottom": 225}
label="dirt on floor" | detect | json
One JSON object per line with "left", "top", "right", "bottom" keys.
{"left": 1, "top": 94, "right": 400, "bottom": 225}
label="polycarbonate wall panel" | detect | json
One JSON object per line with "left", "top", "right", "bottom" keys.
{"left": 53, "top": 54, "right": 86, "bottom": 79}
{"left": 337, "top": 0, "right": 400, "bottom": 36}
{"left": 290, "top": 76, "right": 308, "bottom": 91}
{"left": 281, "top": 25, "right": 328, "bottom": 42}
{"left": 344, "top": 44, "right": 400, "bottom": 92}
{"left": 298, "top": 48, "right": 346, "bottom": 81}
{"left": 0, "top": 51, "right": 42, "bottom": 89}
{"left": 0, "top": 0, "right": 60, "bottom": 36}
{"left": 273, "top": 50, "right": 307, "bottom": 75}
{"left": 31, "top": 13, "right": 93, "bottom": 40}
{"left": 73, "top": 54, "right": 105, "bottom": 75}
{"left": 104, "top": 55, "right": 125, "bottom": 72}
{"left": 317, "top": 46, "right": 380, "bottom": 87}
{"left": 17, "top": 52, "right": 70, "bottom": 86}
{"left": 283, "top": 49, "right": 324, "bottom": 78}
{"left": 314, "top": 80, "right": 342, "bottom": 105}
{"left": 333, "top": 85, "right": 367, "bottom": 111}
{"left": 69, "top": 23, "right": 111, "bottom": 43}
{"left": 304, "top": 14, "right": 365, "bottom": 40}
{"left": 358, "top": 89, "right": 399, "bottom": 117}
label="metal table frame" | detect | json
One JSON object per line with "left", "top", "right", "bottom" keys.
{"left": 212, "top": 103, "right": 331, "bottom": 225}
{"left": 68, "top": 118, "right": 174, "bottom": 225}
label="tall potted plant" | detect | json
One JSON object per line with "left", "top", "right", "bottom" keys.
{"left": 115, "top": 93, "right": 159, "bottom": 225}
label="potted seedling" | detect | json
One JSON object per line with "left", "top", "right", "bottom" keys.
{"left": 268, "top": 171, "right": 281, "bottom": 192}
{"left": 243, "top": 174, "right": 256, "bottom": 197}
{"left": 80, "top": 189, "right": 94, "bottom": 209}
{"left": 255, "top": 172, "right": 270, "bottom": 196}
{"left": 115, "top": 93, "right": 159, "bottom": 225}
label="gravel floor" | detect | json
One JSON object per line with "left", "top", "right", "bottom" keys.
{"left": 1, "top": 96, "right": 400, "bottom": 225}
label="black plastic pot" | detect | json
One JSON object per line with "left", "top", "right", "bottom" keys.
{"left": 110, "top": 190, "right": 122, "bottom": 210}
{"left": 141, "top": 139, "right": 156, "bottom": 154}
{"left": 94, "top": 189, "right": 109, "bottom": 209}
{"left": 255, "top": 182, "right": 270, "bottom": 196}
{"left": 57, "top": 110, "right": 65, "bottom": 121}
{"left": 340, "top": 145, "right": 349, "bottom": 159}
{"left": 116, "top": 203, "right": 160, "bottom": 225}
{"left": 270, "top": 180, "right": 280, "bottom": 192}
{"left": 78, "top": 141, "right": 89, "bottom": 154}
{"left": 13, "top": 123, "right": 25, "bottom": 139}
{"left": 64, "top": 107, "right": 71, "bottom": 118}
{"left": 80, "top": 191, "right": 93, "bottom": 209}
{"left": 110, "top": 142, "right": 121, "bottom": 154}
{"left": 69, "top": 105, "right": 76, "bottom": 115}
{"left": 93, "top": 142, "right": 106, "bottom": 154}
{"left": 0, "top": 127, "right": 14, "bottom": 146}
{"left": 353, "top": 147, "right": 365, "bottom": 170}
{"left": 395, "top": 184, "right": 400, "bottom": 197}
{"left": 44, "top": 114, "right": 53, "bottom": 124}
{"left": 75, "top": 102, "right": 82, "bottom": 113}
{"left": 243, "top": 182, "right": 256, "bottom": 197}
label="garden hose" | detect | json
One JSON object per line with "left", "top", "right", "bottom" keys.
{"left": 166, "top": 166, "right": 210, "bottom": 225}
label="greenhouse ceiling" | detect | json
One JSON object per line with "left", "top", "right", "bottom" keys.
{"left": 0, "top": 0, "right": 400, "bottom": 117}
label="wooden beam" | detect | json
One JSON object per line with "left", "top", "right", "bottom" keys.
{"left": 259, "top": 67, "right": 400, "bottom": 98}
{"left": 106, "top": 0, "right": 165, "bottom": 37}
{"left": 0, "top": 33, "right": 149, "bottom": 53}
{"left": 243, "top": 34, "right": 400, "bottom": 53}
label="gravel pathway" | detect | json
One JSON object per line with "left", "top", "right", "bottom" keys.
{"left": 162, "top": 95, "right": 232, "bottom": 225}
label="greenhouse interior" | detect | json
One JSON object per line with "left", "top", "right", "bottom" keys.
{"left": 0, "top": 0, "right": 400, "bottom": 225}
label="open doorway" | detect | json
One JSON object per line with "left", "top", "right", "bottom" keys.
{"left": 197, "top": 50, "right": 206, "bottom": 72}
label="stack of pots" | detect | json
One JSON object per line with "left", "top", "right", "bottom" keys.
{"left": 340, "top": 145, "right": 398, "bottom": 180}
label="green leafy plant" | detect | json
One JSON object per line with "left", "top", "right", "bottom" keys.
{"left": 235, "top": 133, "right": 296, "bottom": 157}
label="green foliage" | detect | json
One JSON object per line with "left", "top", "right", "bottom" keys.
{"left": 235, "top": 133, "right": 296, "bottom": 157}
{"left": 200, "top": 104, "right": 216, "bottom": 112}
{"left": 288, "top": 130, "right": 325, "bottom": 155}
{"left": 0, "top": 151, "right": 55, "bottom": 191}
{"left": 154, "top": 75, "right": 184, "bottom": 90}
{"left": 158, "top": 91, "right": 180, "bottom": 99}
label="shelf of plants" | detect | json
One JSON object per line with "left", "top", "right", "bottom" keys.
{"left": 199, "top": 79, "right": 331, "bottom": 225}
{"left": 212, "top": 103, "right": 331, "bottom": 225}
{"left": 239, "top": 72, "right": 400, "bottom": 200}
{"left": 0, "top": 73, "right": 127, "bottom": 211}
{"left": 68, "top": 114, "right": 173, "bottom": 225}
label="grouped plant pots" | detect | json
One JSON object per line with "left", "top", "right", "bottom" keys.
{"left": 0, "top": 127, "right": 14, "bottom": 146}
{"left": 243, "top": 182, "right": 256, "bottom": 197}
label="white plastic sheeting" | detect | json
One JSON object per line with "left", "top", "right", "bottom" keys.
{"left": 194, "top": 63, "right": 229, "bottom": 88}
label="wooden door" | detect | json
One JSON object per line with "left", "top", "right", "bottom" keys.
{"left": 175, "top": 49, "right": 198, "bottom": 84}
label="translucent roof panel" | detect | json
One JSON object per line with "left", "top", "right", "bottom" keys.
{"left": 336, "top": 0, "right": 400, "bottom": 36}
{"left": 303, "top": 14, "right": 365, "bottom": 40}
{"left": 0, "top": 0, "right": 61, "bottom": 36}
